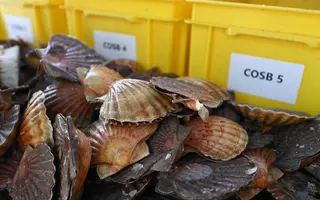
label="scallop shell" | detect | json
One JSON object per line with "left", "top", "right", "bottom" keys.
{"left": 269, "top": 117, "right": 320, "bottom": 172}
{"left": 12, "top": 143, "right": 56, "bottom": 200}
{"left": 35, "top": 34, "right": 105, "bottom": 82}
{"left": 112, "top": 117, "right": 191, "bottom": 184}
{"left": 243, "top": 148, "right": 276, "bottom": 188}
{"left": 237, "top": 166, "right": 284, "bottom": 200}
{"left": 155, "top": 156, "right": 256, "bottom": 200}
{"left": 44, "top": 81, "right": 99, "bottom": 128}
{"left": 53, "top": 114, "right": 91, "bottom": 200}
{"left": 184, "top": 116, "right": 248, "bottom": 161}
{"left": 232, "top": 102, "right": 314, "bottom": 126}
{"left": 77, "top": 66, "right": 123, "bottom": 102}
{"left": 18, "top": 91, "right": 54, "bottom": 150}
{"left": 0, "top": 105, "right": 19, "bottom": 157}
{"left": 105, "top": 59, "right": 139, "bottom": 77}
{"left": 85, "top": 120, "right": 158, "bottom": 179}
{"left": 100, "top": 79, "right": 173, "bottom": 123}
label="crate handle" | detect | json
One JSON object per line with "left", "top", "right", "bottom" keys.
{"left": 227, "top": 27, "right": 320, "bottom": 48}
{"left": 83, "top": 10, "right": 144, "bottom": 23}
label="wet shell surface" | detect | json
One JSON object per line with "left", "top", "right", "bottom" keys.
{"left": 269, "top": 117, "right": 320, "bottom": 172}
{"left": 232, "top": 102, "right": 314, "bottom": 126}
{"left": 12, "top": 143, "right": 56, "bottom": 200}
{"left": 18, "top": 91, "right": 54, "bottom": 150}
{"left": 185, "top": 116, "right": 248, "bottom": 161}
{"left": 105, "top": 59, "right": 139, "bottom": 77}
{"left": 36, "top": 34, "right": 105, "bottom": 82}
{"left": 77, "top": 66, "right": 123, "bottom": 102}
{"left": 112, "top": 117, "right": 191, "bottom": 184}
{"left": 53, "top": 114, "right": 92, "bottom": 200}
{"left": 44, "top": 81, "right": 99, "bottom": 128}
{"left": 242, "top": 148, "right": 276, "bottom": 188}
{"left": 156, "top": 156, "right": 256, "bottom": 200}
{"left": 100, "top": 79, "right": 173, "bottom": 123}
{"left": 0, "top": 105, "right": 19, "bottom": 157}
{"left": 85, "top": 120, "right": 158, "bottom": 178}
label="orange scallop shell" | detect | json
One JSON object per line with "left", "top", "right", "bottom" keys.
{"left": 77, "top": 66, "right": 123, "bottom": 102}
{"left": 0, "top": 105, "right": 19, "bottom": 157}
{"left": 232, "top": 102, "right": 314, "bottom": 126}
{"left": 99, "top": 79, "right": 173, "bottom": 123}
{"left": 85, "top": 120, "right": 158, "bottom": 178}
{"left": 44, "top": 81, "right": 100, "bottom": 128}
{"left": 243, "top": 148, "right": 276, "bottom": 188}
{"left": 185, "top": 116, "right": 248, "bottom": 161}
{"left": 18, "top": 91, "right": 54, "bottom": 150}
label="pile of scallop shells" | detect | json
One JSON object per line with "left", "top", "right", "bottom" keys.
{"left": 0, "top": 34, "right": 319, "bottom": 200}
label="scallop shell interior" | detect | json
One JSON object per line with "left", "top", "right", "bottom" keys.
{"left": 100, "top": 79, "right": 173, "bottom": 123}
{"left": 18, "top": 91, "right": 53, "bottom": 150}
{"left": 185, "top": 116, "right": 248, "bottom": 161}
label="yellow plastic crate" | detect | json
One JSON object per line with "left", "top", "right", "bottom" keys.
{"left": 187, "top": 0, "right": 320, "bottom": 115}
{"left": 0, "top": 0, "right": 67, "bottom": 46}
{"left": 64, "top": 0, "right": 192, "bottom": 76}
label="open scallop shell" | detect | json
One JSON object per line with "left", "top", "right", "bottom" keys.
{"left": 53, "top": 114, "right": 91, "bottom": 200}
{"left": 104, "top": 59, "right": 139, "bottom": 77}
{"left": 86, "top": 120, "right": 158, "bottom": 179}
{"left": 237, "top": 166, "right": 284, "bottom": 200}
{"left": 112, "top": 116, "right": 191, "bottom": 184}
{"left": 77, "top": 66, "right": 123, "bottom": 102}
{"left": 34, "top": 34, "right": 105, "bottom": 82}
{"left": 184, "top": 116, "right": 248, "bottom": 161}
{"left": 242, "top": 148, "right": 276, "bottom": 188}
{"left": 151, "top": 77, "right": 231, "bottom": 121}
{"left": 18, "top": 91, "right": 53, "bottom": 150}
{"left": 12, "top": 143, "right": 56, "bottom": 200}
{"left": 0, "top": 105, "right": 19, "bottom": 157}
{"left": 232, "top": 102, "right": 314, "bottom": 126}
{"left": 156, "top": 156, "right": 256, "bottom": 200}
{"left": 44, "top": 81, "right": 99, "bottom": 128}
{"left": 100, "top": 79, "right": 173, "bottom": 123}
{"left": 269, "top": 117, "right": 320, "bottom": 172}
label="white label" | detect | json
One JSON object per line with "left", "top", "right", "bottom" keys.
{"left": 4, "top": 15, "right": 34, "bottom": 44}
{"left": 94, "top": 31, "right": 136, "bottom": 60}
{"left": 1, "top": 46, "right": 20, "bottom": 87}
{"left": 227, "top": 53, "right": 304, "bottom": 104}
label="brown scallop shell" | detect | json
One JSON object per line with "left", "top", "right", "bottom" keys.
{"left": 242, "top": 148, "right": 276, "bottom": 188}
{"left": 53, "top": 114, "right": 92, "bottom": 200}
{"left": 0, "top": 105, "right": 19, "bottom": 157}
{"left": 184, "top": 116, "right": 248, "bottom": 161}
{"left": 104, "top": 59, "right": 139, "bottom": 77}
{"left": 85, "top": 120, "right": 158, "bottom": 179}
{"left": 232, "top": 102, "right": 314, "bottom": 126}
{"left": 18, "top": 91, "right": 54, "bottom": 150}
{"left": 77, "top": 66, "right": 123, "bottom": 102}
{"left": 34, "top": 34, "right": 105, "bottom": 82}
{"left": 12, "top": 143, "right": 56, "bottom": 200}
{"left": 156, "top": 156, "right": 256, "bottom": 200}
{"left": 44, "top": 80, "right": 99, "bottom": 128}
{"left": 99, "top": 79, "right": 173, "bottom": 123}
{"left": 237, "top": 166, "right": 284, "bottom": 200}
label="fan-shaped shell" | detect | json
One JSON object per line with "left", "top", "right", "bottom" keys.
{"left": 12, "top": 143, "right": 56, "bottom": 200}
{"left": 53, "top": 114, "right": 91, "bottom": 200}
{"left": 243, "top": 148, "right": 276, "bottom": 188}
{"left": 269, "top": 117, "right": 320, "bottom": 172}
{"left": 85, "top": 120, "right": 158, "bottom": 178}
{"left": 44, "top": 81, "right": 99, "bottom": 128}
{"left": 77, "top": 66, "right": 123, "bottom": 102}
{"left": 232, "top": 102, "right": 314, "bottom": 126}
{"left": 0, "top": 105, "right": 19, "bottom": 157}
{"left": 36, "top": 34, "right": 105, "bottom": 82}
{"left": 18, "top": 91, "right": 53, "bottom": 150}
{"left": 156, "top": 157, "right": 256, "bottom": 200}
{"left": 185, "top": 116, "right": 248, "bottom": 161}
{"left": 105, "top": 59, "right": 139, "bottom": 77}
{"left": 100, "top": 79, "right": 173, "bottom": 123}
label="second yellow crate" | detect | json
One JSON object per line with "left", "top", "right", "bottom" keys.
{"left": 64, "top": 0, "right": 192, "bottom": 76}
